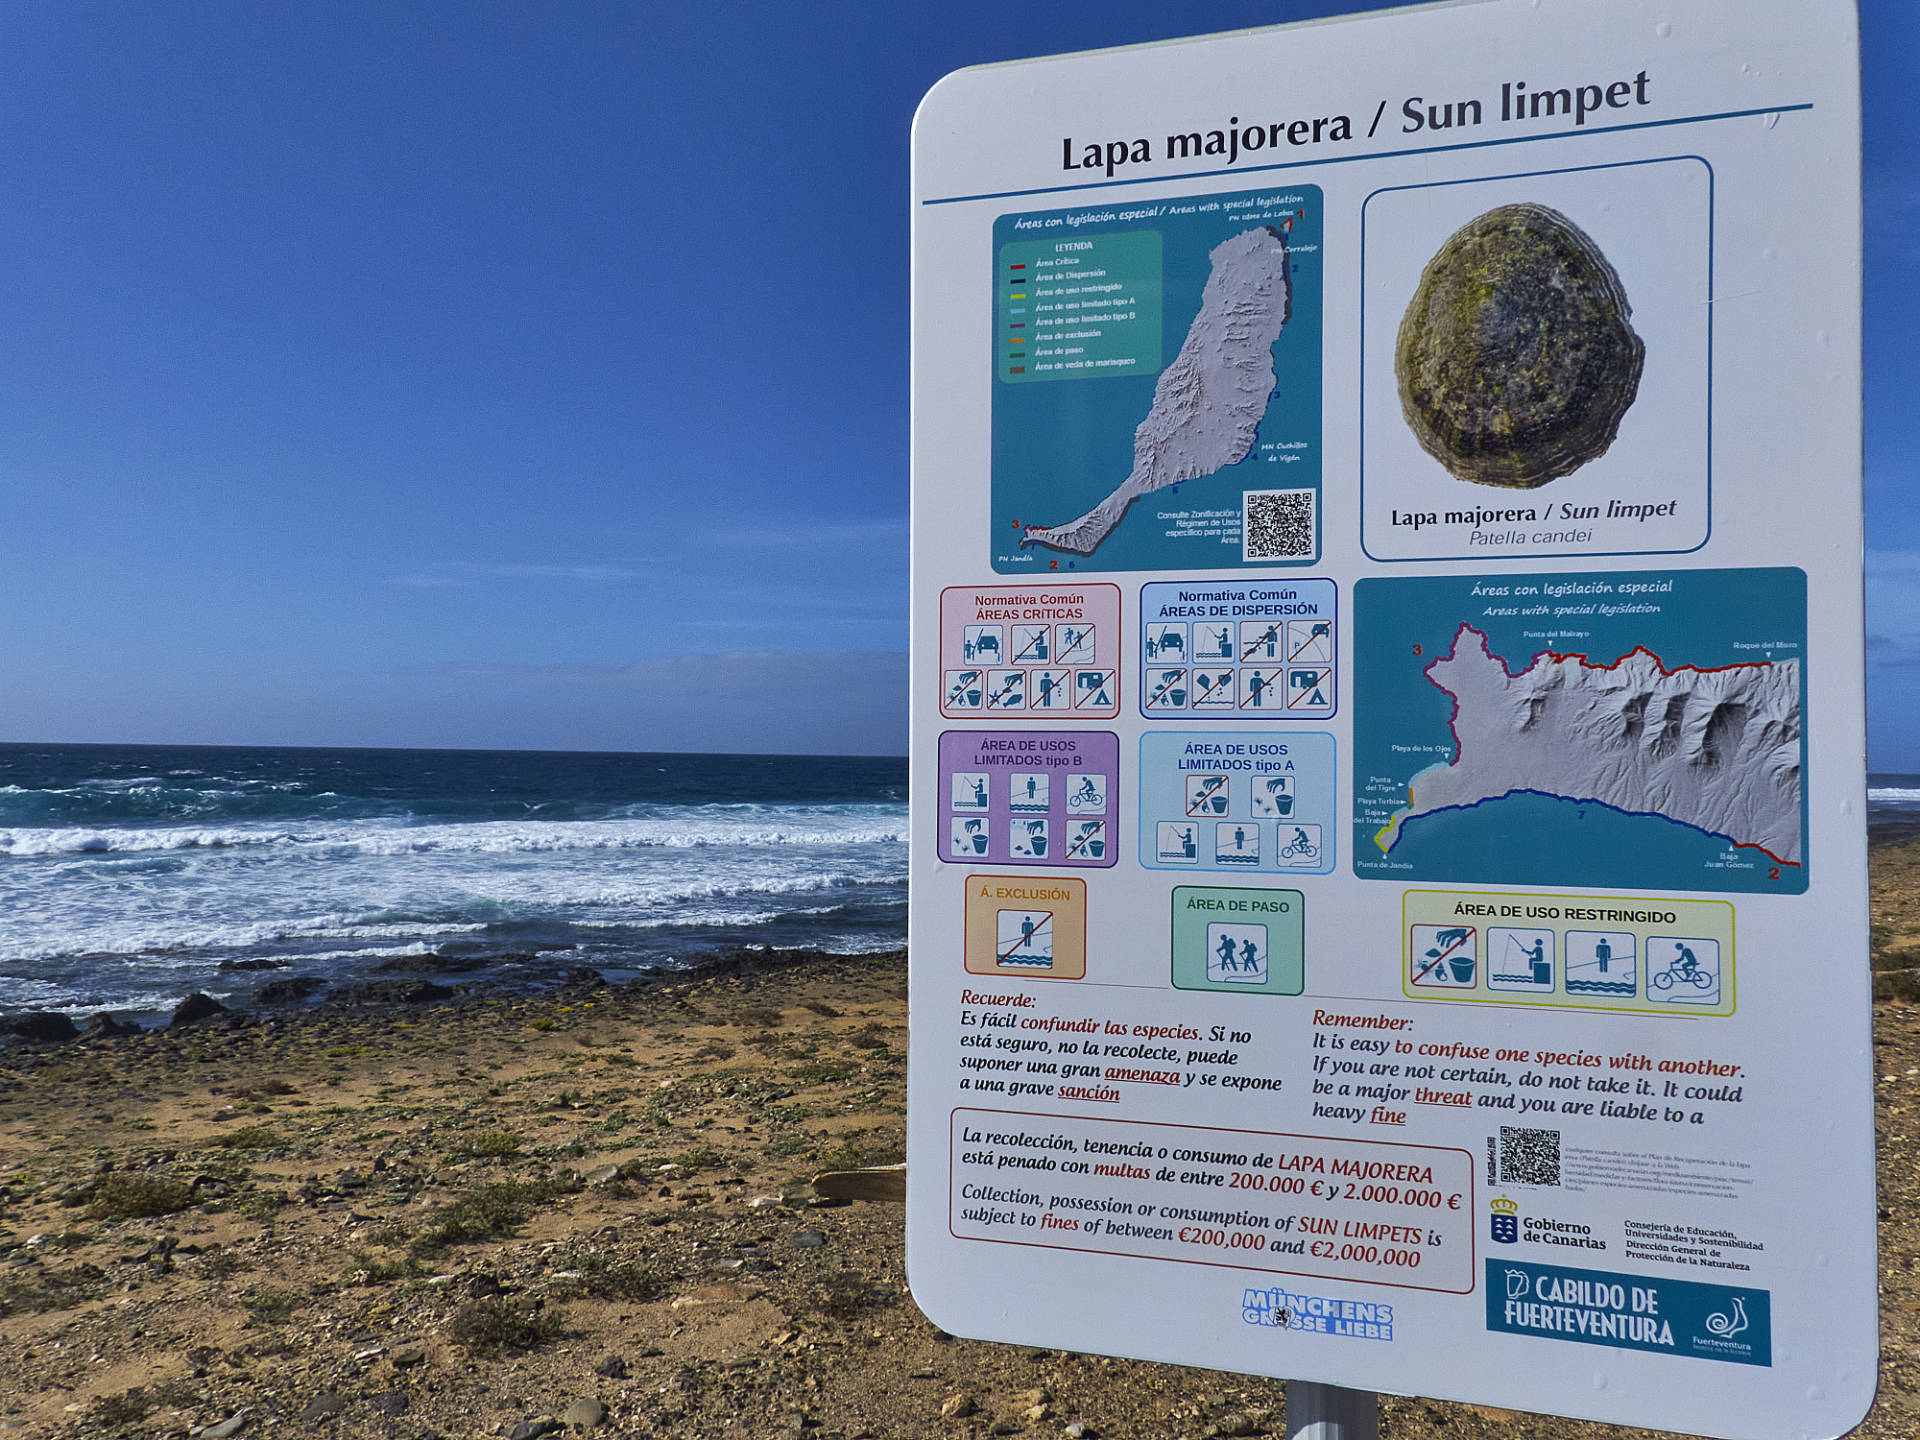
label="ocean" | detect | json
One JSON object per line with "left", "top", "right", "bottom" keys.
{"left": 1872, "top": 774, "right": 1920, "bottom": 823}
{"left": 0, "top": 744, "right": 906, "bottom": 1023}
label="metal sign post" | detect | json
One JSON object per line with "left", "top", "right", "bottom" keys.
{"left": 1286, "top": 1382, "right": 1376, "bottom": 1440}
{"left": 907, "top": 4, "right": 1869, "bottom": 1436}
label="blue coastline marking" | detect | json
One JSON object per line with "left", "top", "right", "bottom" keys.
{"left": 922, "top": 103, "right": 1812, "bottom": 206}
{"left": 1381, "top": 789, "right": 1801, "bottom": 871}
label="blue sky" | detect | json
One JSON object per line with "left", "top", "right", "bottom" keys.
{"left": 0, "top": 2, "right": 1909, "bottom": 761}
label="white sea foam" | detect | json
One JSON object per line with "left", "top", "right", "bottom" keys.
{"left": 0, "top": 809, "right": 906, "bottom": 859}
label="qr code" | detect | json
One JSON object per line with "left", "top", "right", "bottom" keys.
{"left": 1242, "top": 488, "right": 1316, "bottom": 562}
{"left": 1497, "top": 1125, "right": 1562, "bottom": 1186}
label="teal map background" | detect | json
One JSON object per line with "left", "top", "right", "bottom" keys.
{"left": 990, "top": 186, "right": 1322, "bottom": 575}
{"left": 1352, "top": 568, "right": 1809, "bottom": 895}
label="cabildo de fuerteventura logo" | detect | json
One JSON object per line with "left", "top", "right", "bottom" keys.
{"left": 1486, "top": 1260, "right": 1772, "bottom": 1367}
{"left": 1490, "top": 1194, "right": 1519, "bottom": 1244}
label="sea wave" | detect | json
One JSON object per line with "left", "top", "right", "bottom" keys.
{"left": 0, "top": 870, "right": 903, "bottom": 966}
{"left": 0, "top": 810, "right": 907, "bottom": 859}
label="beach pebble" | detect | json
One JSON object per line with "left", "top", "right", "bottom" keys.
{"left": 1215, "top": 1412, "right": 1257, "bottom": 1436}
{"left": 199, "top": 1415, "right": 247, "bottom": 1439}
{"left": 1063, "top": 1424, "right": 1095, "bottom": 1439}
{"left": 295, "top": 1393, "right": 347, "bottom": 1421}
{"left": 593, "top": 1353, "right": 628, "bottom": 1379}
{"left": 509, "top": 1419, "right": 560, "bottom": 1440}
{"left": 1026, "top": 1404, "right": 1052, "bottom": 1422}
{"left": 787, "top": 1230, "right": 826, "bottom": 1250}
{"left": 748, "top": 1194, "right": 783, "bottom": 1209}
{"left": 580, "top": 1163, "right": 620, "bottom": 1187}
{"left": 561, "top": 1396, "right": 606, "bottom": 1428}
{"left": 940, "top": 1393, "right": 977, "bottom": 1420}
{"left": 1022, "top": 1388, "right": 1052, "bottom": 1405}
{"left": 366, "top": 1391, "right": 410, "bottom": 1416}
{"left": 389, "top": 1342, "right": 426, "bottom": 1367}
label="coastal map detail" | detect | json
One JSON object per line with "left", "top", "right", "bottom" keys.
{"left": 991, "top": 188, "right": 1322, "bottom": 573}
{"left": 1353, "top": 568, "right": 1808, "bottom": 895}
{"left": 1377, "top": 628, "right": 1801, "bottom": 863}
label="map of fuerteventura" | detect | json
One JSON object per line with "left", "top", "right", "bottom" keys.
{"left": 1023, "top": 226, "right": 1292, "bottom": 556}
{"left": 1375, "top": 626, "right": 1803, "bottom": 864}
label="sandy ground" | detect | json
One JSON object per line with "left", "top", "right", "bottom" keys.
{"left": 0, "top": 837, "right": 1916, "bottom": 1440}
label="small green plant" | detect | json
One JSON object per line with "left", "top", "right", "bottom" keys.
{"left": 813, "top": 1139, "right": 905, "bottom": 1172}
{"left": 412, "top": 1177, "right": 575, "bottom": 1252}
{"left": 351, "top": 1252, "right": 426, "bottom": 1284}
{"left": 527, "top": 1018, "right": 555, "bottom": 1032}
{"left": 242, "top": 1285, "right": 303, "bottom": 1326}
{"left": 787, "top": 1060, "right": 857, "bottom": 1086}
{"left": 448, "top": 1296, "right": 563, "bottom": 1352}
{"left": 444, "top": 1130, "right": 521, "bottom": 1162}
{"left": 0, "top": 1263, "right": 107, "bottom": 1318}
{"left": 215, "top": 1125, "right": 285, "bottom": 1151}
{"left": 92, "top": 1381, "right": 199, "bottom": 1427}
{"left": 806, "top": 1270, "right": 886, "bottom": 1319}
{"left": 558, "top": 1247, "right": 664, "bottom": 1301}
{"left": 87, "top": 1173, "right": 197, "bottom": 1220}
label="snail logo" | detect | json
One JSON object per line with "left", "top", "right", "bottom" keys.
{"left": 1489, "top": 1195, "right": 1519, "bottom": 1245}
{"left": 1705, "top": 1296, "right": 1750, "bottom": 1341}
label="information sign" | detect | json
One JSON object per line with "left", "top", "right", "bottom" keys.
{"left": 908, "top": 4, "right": 1868, "bottom": 1436}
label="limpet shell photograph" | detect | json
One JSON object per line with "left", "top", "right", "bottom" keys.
{"left": 1359, "top": 156, "right": 1711, "bottom": 561}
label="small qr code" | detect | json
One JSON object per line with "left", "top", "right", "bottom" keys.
{"left": 1499, "top": 1125, "right": 1562, "bottom": 1186}
{"left": 1242, "top": 488, "right": 1316, "bottom": 562}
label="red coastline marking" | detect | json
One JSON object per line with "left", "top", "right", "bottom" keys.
{"left": 1405, "top": 623, "right": 1801, "bottom": 869}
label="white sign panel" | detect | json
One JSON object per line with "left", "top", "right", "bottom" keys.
{"left": 907, "top": 3, "right": 1870, "bottom": 1436}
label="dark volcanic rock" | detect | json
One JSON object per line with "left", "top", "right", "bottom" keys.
{"left": 335, "top": 979, "right": 453, "bottom": 1006}
{"left": 217, "top": 958, "right": 288, "bottom": 972}
{"left": 1395, "top": 202, "right": 1643, "bottom": 489}
{"left": 255, "top": 976, "right": 328, "bottom": 1005}
{"left": 81, "top": 1012, "right": 142, "bottom": 1039}
{"left": 169, "top": 992, "right": 228, "bottom": 1028}
{"left": 371, "top": 951, "right": 496, "bottom": 974}
{"left": 2, "top": 1011, "right": 78, "bottom": 1044}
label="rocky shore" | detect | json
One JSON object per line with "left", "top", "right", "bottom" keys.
{"left": 2, "top": 838, "right": 1920, "bottom": 1438}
